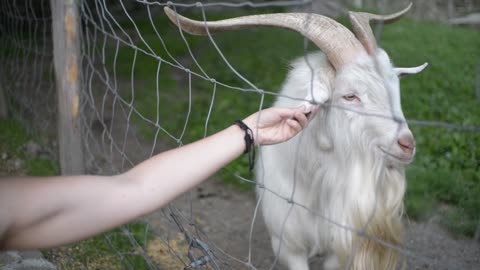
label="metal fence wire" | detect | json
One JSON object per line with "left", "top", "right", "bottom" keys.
{"left": 1, "top": 0, "right": 479, "bottom": 269}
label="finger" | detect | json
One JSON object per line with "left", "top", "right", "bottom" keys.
{"left": 304, "top": 105, "right": 320, "bottom": 120}
{"left": 286, "top": 118, "right": 302, "bottom": 133}
{"left": 272, "top": 107, "right": 302, "bottom": 119}
{"left": 310, "top": 105, "right": 320, "bottom": 116}
{"left": 266, "top": 106, "right": 311, "bottom": 124}
{"left": 298, "top": 104, "right": 309, "bottom": 113}
{"left": 293, "top": 111, "right": 308, "bottom": 129}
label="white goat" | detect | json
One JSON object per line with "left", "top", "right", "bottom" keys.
{"left": 165, "top": 4, "right": 427, "bottom": 270}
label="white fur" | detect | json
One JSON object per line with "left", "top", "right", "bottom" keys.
{"left": 256, "top": 49, "right": 419, "bottom": 270}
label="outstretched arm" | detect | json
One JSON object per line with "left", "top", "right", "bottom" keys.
{"left": 0, "top": 106, "right": 312, "bottom": 250}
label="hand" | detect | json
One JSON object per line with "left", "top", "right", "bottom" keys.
{"left": 242, "top": 105, "right": 318, "bottom": 145}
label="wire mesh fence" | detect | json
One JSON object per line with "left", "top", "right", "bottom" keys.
{"left": 0, "top": 0, "right": 57, "bottom": 153}
{"left": 1, "top": 0, "right": 479, "bottom": 269}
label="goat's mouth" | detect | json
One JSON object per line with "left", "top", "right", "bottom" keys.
{"left": 378, "top": 147, "right": 414, "bottom": 164}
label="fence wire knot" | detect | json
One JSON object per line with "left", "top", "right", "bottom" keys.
{"left": 171, "top": 213, "right": 220, "bottom": 270}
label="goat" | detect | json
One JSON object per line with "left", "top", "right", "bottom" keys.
{"left": 164, "top": 4, "right": 427, "bottom": 269}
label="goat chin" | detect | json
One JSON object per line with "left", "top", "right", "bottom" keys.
{"left": 256, "top": 52, "right": 407, "bottom": 270}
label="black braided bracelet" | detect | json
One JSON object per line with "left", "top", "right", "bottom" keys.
{"left": 234, "top": 120, "right": 256, "bottom": 171}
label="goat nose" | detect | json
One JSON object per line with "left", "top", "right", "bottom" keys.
{"left": 397, "top": 134, "right": 415, "bottom": 155}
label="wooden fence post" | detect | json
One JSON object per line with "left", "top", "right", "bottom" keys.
{"left": 50, "top": 0, "right": 84, "bottom": 175}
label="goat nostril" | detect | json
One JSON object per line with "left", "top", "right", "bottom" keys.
{"left": 398, "top": 136, "right": 415, "bottom": 154}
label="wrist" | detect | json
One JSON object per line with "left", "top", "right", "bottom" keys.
{"left": 234, "top": 120, "right": 254, "bottom": 152}
{"left": 241, "top": 117, "right": 260, "bottom": 145}
{"left": 233, "top": 120, "right": 256, "bottom": 170}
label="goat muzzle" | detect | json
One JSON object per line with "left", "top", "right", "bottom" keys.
{"left": 397, "top": 133, "right": 415, "bottom": 156}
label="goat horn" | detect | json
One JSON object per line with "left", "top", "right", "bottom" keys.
{"left": 349, "top": 2, "right": 412, "bottom": 54}
{"left": 395, "top": 62, "right": 428, "bottom": 77}
{"left": 164, "top": 7, "right": 363, "bottom": 69}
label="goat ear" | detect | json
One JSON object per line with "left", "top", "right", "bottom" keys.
{"left": 395, "top": 62, "right": 428, "bottom": 78}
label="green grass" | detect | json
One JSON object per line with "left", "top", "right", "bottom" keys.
{"left": 0, "top": 119, "right": 58, "bottom": 176}
{"left": 379, "top": 19, "right": 480, "bottom": 236}
{"left": 405, "top": 167, "right": 480, "bottom": 235}
{"left": 96, "top": 10, "right": 480, "bottom": 236}
{"left": 43, "top": 222, "right": 154, "bottom": 270}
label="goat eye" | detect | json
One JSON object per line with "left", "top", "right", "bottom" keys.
{"left": 343, "top": 94, "right": 359, "bottom": 102}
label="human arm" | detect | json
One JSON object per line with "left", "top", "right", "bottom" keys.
{"left": 0, "top": 106, "right": 313, "bottom": 250}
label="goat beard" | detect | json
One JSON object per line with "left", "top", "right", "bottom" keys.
{"left": 328, "top": 156, "right": 406, "bottom": 270}
{"left": 351, "top": 214, "right": 404, "bottom": 270}
{"left": 341, "top": 208, "right": 405, "bottom": 270}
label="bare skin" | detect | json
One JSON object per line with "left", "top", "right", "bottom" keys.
{"left": 0, "top": 105, "right": 315, "bottom": 250}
